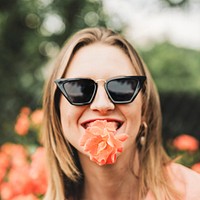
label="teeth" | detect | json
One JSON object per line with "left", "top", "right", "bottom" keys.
{"left": 83, "top": 120, "right": 122, "bottom": 130}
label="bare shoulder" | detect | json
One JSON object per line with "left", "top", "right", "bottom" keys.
{"left": 169, "top": 163, "right": 200, "bottom": 200}
{"left": 170, "top": 162, "right": 200, "bottom": 181}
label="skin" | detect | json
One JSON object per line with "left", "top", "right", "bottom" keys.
{"left": 60, "top": 43, "right": 143, "bottom": 199}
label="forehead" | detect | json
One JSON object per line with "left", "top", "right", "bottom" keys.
{"left": 65, "top": 43, "right": 137, "bottom": 79}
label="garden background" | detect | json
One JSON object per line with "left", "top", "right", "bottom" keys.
{"left": 0, "top": 0, "right": 200, "bottom": 199}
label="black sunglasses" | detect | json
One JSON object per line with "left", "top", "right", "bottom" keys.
{"left": 55, "top": 76, "right": 146, "bottom": 106}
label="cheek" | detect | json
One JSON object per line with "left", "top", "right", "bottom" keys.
{"left": 123, "top": 97, "right": 143, "bottom": 138}
{"left": 126, "top": 102, "right": 142, "bottom": 122}
{"left": 59, "top": 97, "right": 84, "bottom": 144}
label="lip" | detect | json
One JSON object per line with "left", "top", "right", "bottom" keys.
{"left": 81, "top": 118, "right": 124, "bottom": 130}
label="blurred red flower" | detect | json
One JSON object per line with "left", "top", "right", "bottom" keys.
{"left": 173, "top": 134, "right": 199, "bottom": 151}
{"left": 191, "top": 162, "right": 200, "bottom": 174}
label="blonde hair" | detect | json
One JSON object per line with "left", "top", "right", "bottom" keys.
{"left": 43, "top": 27, "right": 182, "bottom": 200}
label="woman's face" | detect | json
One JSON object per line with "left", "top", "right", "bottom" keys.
{"left": 59, "top": 43, "right": 143, "bottom": 163}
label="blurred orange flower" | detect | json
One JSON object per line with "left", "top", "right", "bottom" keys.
{"left": 30, "top": 109, "right": 43, "bottom": 126}
{"left": 0, "top": 151, "right": 10, "bottom": 170}
{"left": 20, "top": 107, "right": 31, "bottom": 116}
{"left": 80, "top": 120, "right": 128, "bottom": 166}
{"left": 0, "top": 151, "right": 10, "bottom": 183}
{"left": 0, "top": 167, "right": 7, "bottom": 183}
{"left": 0, "top": 107, "right": 47, "bottom": 199}
{"left": 8, "top": 166, "right": 33, "bottom": 195}
{"left": 173, "top": 134, "right": 199, "bottom": 152}
{"left": 0, "top": 182, "right": 14, "bottom": 200}
{"left": 11, "top": 194, "right": 39, "bottom": 200}
{"left": 0, "top": 144, "right": 47, "bottom": 200}
{"left": 29, "top": 147, "right": 48, "bottom": 194}
{"left": 191, "top": 162, "right": 200, "bottom": 174}
{"left": 14, "top": 114, "right": 30, "bottom": 135}
{"left": 1, "top": 143, "right": 28, "bottom": 168}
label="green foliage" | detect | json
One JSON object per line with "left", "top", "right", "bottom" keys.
{"left": 0, "top": 0, "right": 199, "bottom": 144}
{"left": 0, "top": 0, "right": 109, "bottom": 142}
{"left": 140, "top": 42, "right": 200, "bottom": 93}
{"left": 140, "top": 43, "right": 200, "bottom": 140}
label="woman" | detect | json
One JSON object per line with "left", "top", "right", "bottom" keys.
{"left": 42, "top": 27, "right": 200, "bottom": 200}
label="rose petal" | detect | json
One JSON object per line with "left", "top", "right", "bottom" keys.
{"left": 87, "top": 126, "right": 104, "bottom": 136}
{"left": 84, "top": 136, "right": 101, "bottom": 153}
{"left": 107, "top": 133, "right": 123, "bottom": 149}
{"left": 106, "top": 151, "right": 117, "bottom": 164}
{"left": 91, "top": 146, "right": 113, "bottom": 165}
{"left": 105, "top": 122, "right": 118, "bottom": 132}
{"left": 88, "top": 120, "right": 106, "bottom": 129}
{"left": 97, "top": 141, "right": 107, "bottom": 154}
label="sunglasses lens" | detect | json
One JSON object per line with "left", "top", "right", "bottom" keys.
{"left": 63, "top": 79, "right": 95, "bottom": 104}
{"left": 107, "top": 78, "right": 139, "bottom": 102}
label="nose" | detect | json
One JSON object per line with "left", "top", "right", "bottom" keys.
{"left": 90, "top": 83, "right": 115, "bottom": 114}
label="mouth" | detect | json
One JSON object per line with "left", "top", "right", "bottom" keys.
{"left": 81, "top": 119, "right": 123, "bottom": 130}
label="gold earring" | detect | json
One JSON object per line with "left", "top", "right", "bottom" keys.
{"left": 140, "top": 121, "right": 147, "bottom": 146}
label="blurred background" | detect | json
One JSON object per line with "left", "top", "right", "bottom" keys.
{"left": 0, "top": 0, "right": 200, "bottom": 199}
{"left": 0, "top": 0, "right": 199, "bottom": 143}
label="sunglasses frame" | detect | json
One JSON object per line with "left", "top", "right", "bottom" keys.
{"left": 55, "top": 76, "right": 146, "bottom": 106}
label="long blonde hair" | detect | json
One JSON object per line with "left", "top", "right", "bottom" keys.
{"left": 43, "top": 27, "right": 181, "bottom": 200}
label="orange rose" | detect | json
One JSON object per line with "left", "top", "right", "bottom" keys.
{"left": 80, "top": 120, "right": 128, "bottom": 166}
{"left": 173, "top": 134, "right": 199, "bottom": 152}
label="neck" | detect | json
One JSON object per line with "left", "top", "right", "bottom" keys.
{"left": 78, "top": 150, "right": 140, "bottom": 200}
